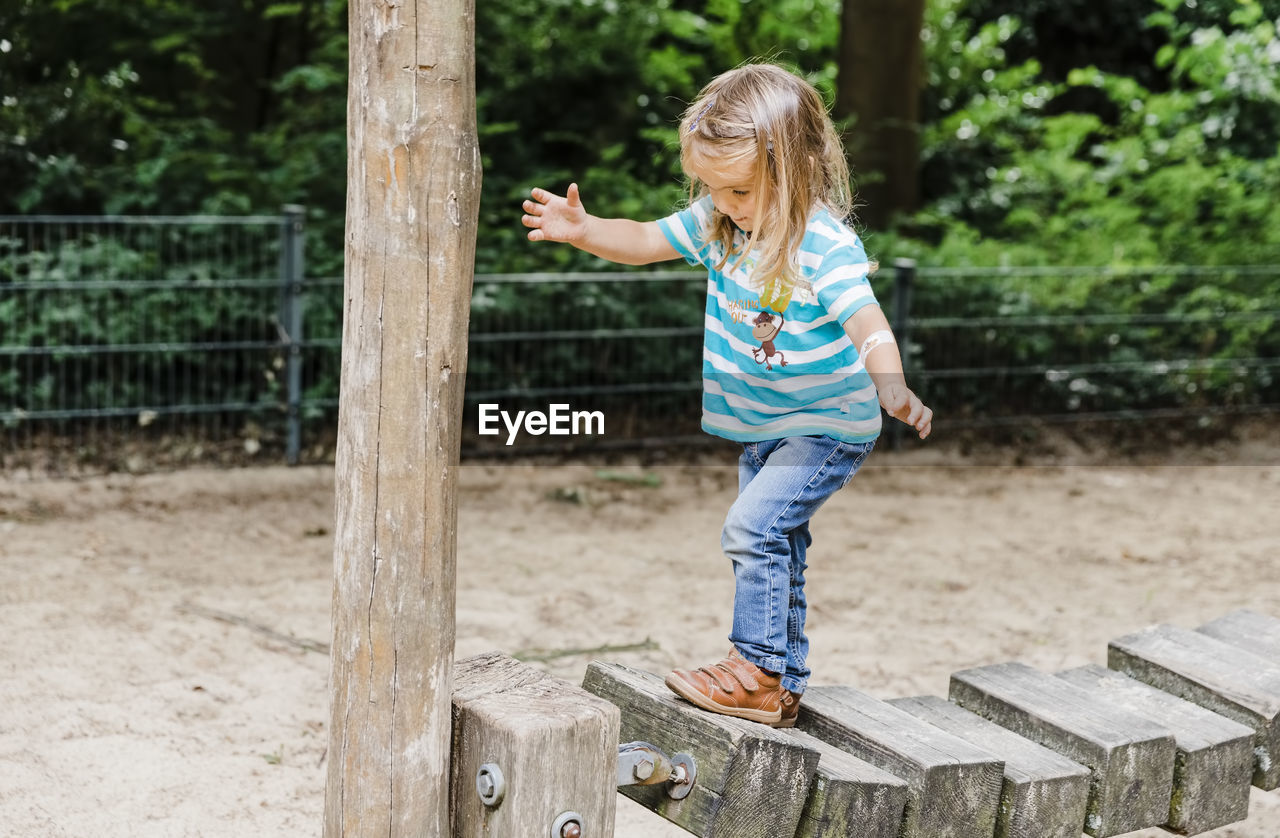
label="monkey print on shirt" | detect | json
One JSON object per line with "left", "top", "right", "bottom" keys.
{"left": 750, "top": 311, "right": 787, "bottom": 371}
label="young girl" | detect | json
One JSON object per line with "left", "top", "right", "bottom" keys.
{"left": 521, "top": 63, "right": 932, "bottom": 727}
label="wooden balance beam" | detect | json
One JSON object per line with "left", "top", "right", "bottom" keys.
{"left": 570, "top": 609, "right": 1280, "bottom": 838}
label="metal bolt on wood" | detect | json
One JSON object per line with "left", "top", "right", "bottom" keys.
{"left": 666, "top": 753, "right": 696, "bottom": 800}
{"left": 615, "top": 741, "right": 697, "bottom": 801}
{"left": 552, "top": 811, "right": 582, "bottom": 838}
{"left": 617, "top": 742, "right": 672, "bottom": 786}
{"left": 476, "top": 763, "right": 506, "bottom": 807}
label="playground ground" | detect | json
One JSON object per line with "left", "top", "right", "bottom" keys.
{"left": 1, "top": 432, "right": 1279, "bottom": 837}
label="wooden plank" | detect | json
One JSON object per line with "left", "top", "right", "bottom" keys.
{"left": 799, "top": 685, "right": 1004, "bottom": 838}
{"left": 950, "top": 662, "right": 1176, "bottom": 838}
{"left": 1198, "top": 609, "right": 1280, "bottom": 665}
{"left": 1109, "top": 622, "right": 1280, "bottom": 790}
{"left": 888, "top": 695, "right": 1091, "bottom": 838}
{"left": 784, "top": 729, "right": 908, "bottom": 838}
{"left": 451, "top": 652, "right": 620, "bottom": 838}
{"left": 1057, "top": 663, "right": 1254, "bottom": 835}
{"left": 582, "top": 661, "right": 820, "bottom": 838}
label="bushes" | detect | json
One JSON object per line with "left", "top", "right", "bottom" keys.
{"left": 896, "top": 0, "right": 1280, "bottom": 267}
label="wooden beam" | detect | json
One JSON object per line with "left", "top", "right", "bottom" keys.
{"left": 888, "top": 695, "right": 1091, "bottom": 838}
{"left": 949, "top": 662, "right": 1176, "bottom": 838}
{"left": 1109, "top": 623, "right": 1280, "bottom": 790}
{"left": 784, "top": 729, "right": 908, "bottom": 838}
{"left": 1057, "top": 663, "right": 1254, "bottom": 835}
{"left": 582, "top": 661, "right": 820, "bottom": 838}
{"left": 799, "top": 686, "right": 1004, "bottom": 838}
{"left": 325, "top": 0, "right": 481, "bottom": 834}
{"left": 1198, "top": 609, "right": 1280, "bottom": 664}
{"left": 451, "top": 652, "right": 619, "bottom": 838}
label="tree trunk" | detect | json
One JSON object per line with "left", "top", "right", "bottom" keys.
{"left": 836, "top": 0, "right": 926, "bottom": 230}
{"left": 324, "top": 0, "right": 480, "bottom": 835}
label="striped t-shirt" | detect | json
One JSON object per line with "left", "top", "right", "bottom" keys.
{"left": 658, "top": 196, "right": 883, "bottom": 444}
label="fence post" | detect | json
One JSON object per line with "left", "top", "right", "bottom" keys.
{"left": 280, "top": 204, "right": 305, "bottom": 465}
{"left": 889, "top": 258, "right": 916, "bottom": 451}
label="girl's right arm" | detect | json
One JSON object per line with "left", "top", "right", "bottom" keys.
{"left": 522, "top": 183, "right": 680, "bottom": 266}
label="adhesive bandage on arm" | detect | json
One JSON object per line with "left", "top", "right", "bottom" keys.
{"left": 859, "top": 329, "right": 896, "bottom": 361}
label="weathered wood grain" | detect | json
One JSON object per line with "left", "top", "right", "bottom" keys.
{"left": 799, "top": 685, "right": 1004, "bottom": 838}
{"left": 1109, "top": 623, "right": 1280, "bottom": 790}
{"left": 1198, "top": 610, "right": 1280, "bottom": 665}
{"left": 950, "top": 662, "right": 1176, "bottom": 837}
{"left": 582, "top": 661, "right": 820, "bottom": 838}
{"left": 1057, "top": 663, "right": 1254, "bottom": 835}
{"left": 325, "top": 1, "right": 481, "bottom": 835}
{"left": 888, "top": 694, "right": 1091, "bottom": 838}
{"left": 784, "top": 729, "right": 908, "bottom": 838}
{"left": 450, "top": 652, "right": 619, "bottom": 838}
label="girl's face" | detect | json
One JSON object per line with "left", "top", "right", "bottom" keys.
{"left": 687, "top": 153, "right": 759, "bottom": 233}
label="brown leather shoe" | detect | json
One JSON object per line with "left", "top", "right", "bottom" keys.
{"left": 777, "top": 688, "right": 802, "bottom": 729}
{"left": 665, "top": 648, "right": 798, "bottom": 727}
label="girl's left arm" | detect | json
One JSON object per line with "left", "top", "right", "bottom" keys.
{"left": 843, "top": 305, "right": 933, "bottom": 439}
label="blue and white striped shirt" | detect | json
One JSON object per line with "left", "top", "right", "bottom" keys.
{"left": 658, "top": 196, "right": 883, "bottom": 443}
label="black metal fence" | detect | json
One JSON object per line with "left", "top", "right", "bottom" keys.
{"left": 901, "top": 262, "right": 1280, "bottom": 435}
{"left": 1, "top": 212, "right": 1277, "bottom": 469}
{"left": 0, "top": 210, "right": 307, "bottom": 468}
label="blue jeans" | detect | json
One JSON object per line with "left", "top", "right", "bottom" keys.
{"left": 722, "top": 435, "right": 875, "bottom": 694}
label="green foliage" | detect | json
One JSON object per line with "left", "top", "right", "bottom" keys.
{"left": 1, "top": 0, "right": 844, "bottom": 274}
{"left": 901, "top": 0, "right": 1280, "bottom": 266}
{"left": 473, "top": 0, "right": 841, "bottom": 273}
{"left": 0, "top": 0, "right": 348, "bottom": 269}
{"left": 2, "top": 0, "right": 1278, "bottom": 434}
{"left": 879, "top": 0, "right": 1280, "bottom": 417}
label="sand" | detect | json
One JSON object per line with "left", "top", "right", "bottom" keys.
{"left": 2, "top": 438, "right": 1279, "bottom": 837}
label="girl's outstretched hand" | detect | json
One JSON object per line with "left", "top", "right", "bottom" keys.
{"left": 523, "top": 183, "right": 590, "bottom": 245}
{"left": 878, "top": 382, "right": 933, "bottom": 440}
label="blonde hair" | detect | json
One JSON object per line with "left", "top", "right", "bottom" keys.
{"left": 679, "top": 63, "right": 853, "bottom": 303}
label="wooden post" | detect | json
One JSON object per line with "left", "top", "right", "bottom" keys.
{"left": 451, "top": 653, "right": 620, "bottom": 837}
{"left": 324, "top": 0, "right": 480, "bottom": 834}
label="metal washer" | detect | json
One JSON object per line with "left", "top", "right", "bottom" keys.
{"left": 667, "top": 753, "right": 697, "bottom": 800}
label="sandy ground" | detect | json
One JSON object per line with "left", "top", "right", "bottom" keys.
{"left": 2, "top": 437, "right": 1280, "bottom": 837}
